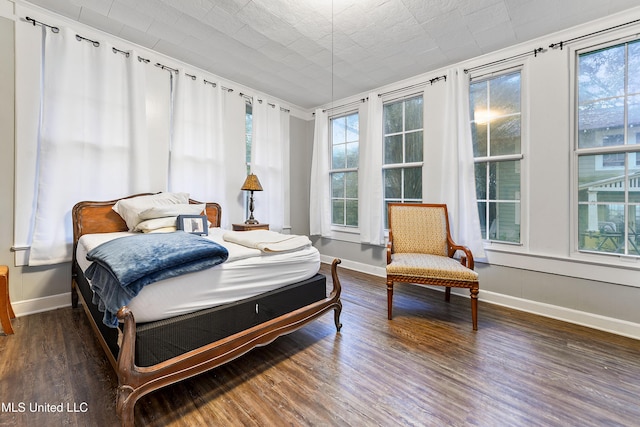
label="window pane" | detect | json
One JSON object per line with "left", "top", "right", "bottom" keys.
{"left": 578, "top": 203, "right": 625, "bottom": 254}
{"left": 404, "top": 167, "right": 422, "bottom": 200}
{"left": 629, "top": 41, "right": 640, "bottom": 94}
{"left": 345, "top": 171, "right": 358, "bottom": 198}
{"left": 489, "top": 161, "right": 520, "bottom": 201}
{"left": 472, "top": 122, "right": 487, "bottom": 157}
{"left": 405, "top": 131, "right": 423, "bottom": 163}
{"left": 384, "top": 169, "right": 401, "bottom": 199}
{"left": 489, "top": 201, "right": 520, "bottom": 243}
{"left": 346, "top": 200, "right": 358, "bottom": 227}
{"left": 332, "top": 117, "right": 346, "bottom": 144}
{"left": 470, "top": 82, "right": 487, "bottom": 120}
{"left": 490, "top": 116, "right": 521, "bottom": 155}
{"left": 332, "top": 200, "right": 344, "bottom": 225}
{"left": 629, "top": 205, "right": 640, "bottom": 255}
{"left": 578, "top": 154, "right": 625, "bottom": 203}
{"left": 405, "top": 97, "right": 423, "bottom": 131}
{"left": 332, "top": 144, "right": 346, "bottom": 169}
{"left": 331, "top": 173, "right": 344, "bottom": 198}
{"left": 346, "top": 142, "right": 359, "bottom": 168}
{"left": 384, "top": 101, "right": 403, "bottom": 134}
{"left": 346, "top": 114, "right": 358, "bottom": 142}
{"left": 384, "top": 134, "right": 403, "bottom": 164}
{"left": 629, "top": 95, "right": 640, "bottom": 145}
{"left": 578, "top": 99, "right": 625, "bottom": 149}
{"left": 579, "top": 45, "right": 625, "bottom": 103}
{"left": 475, "top": 162, "right": 487, "bottom": 200}
{"left": 477, "top": 201, "right": 487, "bottom": 239}
{"left": 490, "top": 72, "right": 521, "bottom": 115}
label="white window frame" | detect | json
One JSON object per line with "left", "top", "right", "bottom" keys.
{"left": 470, "top": 68, "right": 525, "bottom": 246}
{"left": 572, "top": 34, "right": 640, "bottom": 260}
{"left": 382, "top": 94, "right": 424, "bottom": 228}
{"left": 329, "top": 110, "right": 360, "bottom": 233}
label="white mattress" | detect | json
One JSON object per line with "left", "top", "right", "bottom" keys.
{"left": 76, "top": 228, "right": 321, "bottom": 323}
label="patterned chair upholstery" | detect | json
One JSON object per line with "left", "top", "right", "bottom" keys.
{"left": 386, "top": 203, "right": 479, "bottom": 330}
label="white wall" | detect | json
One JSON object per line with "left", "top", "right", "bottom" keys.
{"left": 311, "top": 7, "right": 640, "bottom": 339}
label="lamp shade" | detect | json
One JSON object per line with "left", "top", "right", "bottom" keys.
{"left": 241, "top": 174, "right": 263, "bottom": 192}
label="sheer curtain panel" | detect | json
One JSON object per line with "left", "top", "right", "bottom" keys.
{"left": 252, "top": 100, "right": 285, "bottom": 231}
{"left": 28, "top": 27, "right": 149, "bottom": 265}
{"left": 359, "top": 93, "right": 385, "bottom": 245}
{"left": 309, "top": 109, "right": 331, "bottom": 237}
{"left": 169, "top": 72, "right": 225, "bottom": 203}
{"left": 438, "top": 68, "right": 485, "bottom": 258}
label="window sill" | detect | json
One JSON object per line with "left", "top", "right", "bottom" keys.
{"left": 483, "top": 244, "right": 640, "bottom": 288}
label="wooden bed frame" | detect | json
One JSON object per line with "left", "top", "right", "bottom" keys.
{"left": 71, "top": 194, "right": 343, "bottom": 426}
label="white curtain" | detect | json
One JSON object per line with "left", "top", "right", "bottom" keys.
{"left": 309, "top": 108, "right": 331, "bottom": 237}
{"left": 29, "top": 27, "right": 149, "bottom": 265}
{"left": 169, "top": 72, "right": 225, "bottom": 203}
{"left": 438, "top": 68, "right": 486, "bottom": 258}
{"left": 252, "top": 99, "right": 285, "bottom": 231}
{"left": 359, "top": 93, "right": 385, "bottom": 245}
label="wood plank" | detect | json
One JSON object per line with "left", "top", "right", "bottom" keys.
{"left": 1, "top": 265, "right": 639, "bottom": 426}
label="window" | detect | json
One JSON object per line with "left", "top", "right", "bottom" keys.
{"left": 330, "top": 112, "right": 359, "bottom": 227}
{"left": 383, "top": 96, "right": 423, "bottom": 226}
{"left": 576, "top": 39, "right": 640, "bottom": 256}
{"left": 470, "top": 71, "right": 522, "bottom": 244}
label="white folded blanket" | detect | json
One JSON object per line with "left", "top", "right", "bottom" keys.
{"left": 223, "top": 230, "right": 312, "bottom": 253}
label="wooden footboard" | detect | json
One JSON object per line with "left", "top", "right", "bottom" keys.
{"left": 115, "top": 258, "right": 342, "bottom": 426}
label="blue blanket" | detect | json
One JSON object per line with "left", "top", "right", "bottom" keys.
{"left": 85, "top": 232, "right": 229, "bottom": 328}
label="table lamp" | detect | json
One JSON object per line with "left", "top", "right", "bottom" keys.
{"left": 241, "top": 174, "right": 263, "bottom": 224}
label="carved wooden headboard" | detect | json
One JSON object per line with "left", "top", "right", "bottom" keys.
{"left": 71, "top": 193, "right": 222, "bottom": 246}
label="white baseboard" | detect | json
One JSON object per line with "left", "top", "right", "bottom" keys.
{"left": 11, "top": 292, "right": 72, "bottom": 317}
{"left": 320, "top": 256, "right": 640, "bottom": 341}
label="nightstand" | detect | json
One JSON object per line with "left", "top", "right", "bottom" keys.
{"left": 232, "top": 223, "right": 269, "bottom": 231}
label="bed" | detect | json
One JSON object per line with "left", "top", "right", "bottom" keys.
{"left": 71, "top": 193, "right": 343, "bottom": 426}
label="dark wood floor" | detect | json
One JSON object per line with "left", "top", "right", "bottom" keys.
{"left": 1, "top": 264, "right": 639, "bottom": 426}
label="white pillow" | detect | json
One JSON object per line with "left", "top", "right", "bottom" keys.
{"left": 134, "top": 216, "right": 180, "bottom": 233}
{"left": 113, "top": 192, "right": 190, "bottom": 231}
{"left": 138, "top": 203, "right": 206, "bottom": 221}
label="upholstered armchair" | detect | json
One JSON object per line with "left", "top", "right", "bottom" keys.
{"left": 386, "top": 203, "right": 479, "bottom": 330}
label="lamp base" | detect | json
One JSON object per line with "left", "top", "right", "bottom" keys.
{"left": 244, "top": 218, "right": 260, "bottom": 225}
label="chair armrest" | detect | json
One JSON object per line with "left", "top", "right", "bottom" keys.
{"left": 449, "top": 242, "right": 475, "bottom": 270}
{"left": 386, "top": 232, "right": 393, "bottom": 264}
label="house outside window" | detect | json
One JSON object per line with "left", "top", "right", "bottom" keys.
{"left": 382, "top": 95, "right": 423, "bottom": 227}
{"left": 576, "top": 39, "right": 640, "bottom": 256}
{"left": 470, "top": 71, "right": 522, "bottom": 244}
{"left": 330, "top": 112, "right": 359, "bottom": 227}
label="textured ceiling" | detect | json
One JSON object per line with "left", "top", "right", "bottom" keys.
{"left": 22, "top": 0, "right": 640, "bottom": 109}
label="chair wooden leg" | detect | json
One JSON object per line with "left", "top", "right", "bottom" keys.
{"left": 0, "top": 266, "right": 14, "bottom": 335}
{"left": 470, "top": 287, "right": 479, "bottom": 331}
{"left": 445, "top": 286, "right": 451, "bottom": 302}
{"left": 386, "top": 280, "right": 394, "bottom": 320}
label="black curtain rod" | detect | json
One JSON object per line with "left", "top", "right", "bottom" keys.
{"left": 25, "top": 16, "right": 59, "bottom": 33}
{"left": 112, "top": 47, "right": 130, "bottom": 57}
{"left": 378, "top": 75, "right": 447, "bottom": 98}
{"left": 322, "top": 97, "right": 367, "bottom": 113}
{"left": 550, "top": 17, "right": 640, "bottom": 50}
{"left": 155, "top": 63, "right": 178, "bottom": 74}
{"left": 75, "top": 34, "right": 99, "bottom": 47}
{"left": 464, "top": 48, "right": 544, "bottom": 74}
